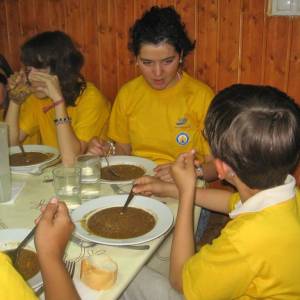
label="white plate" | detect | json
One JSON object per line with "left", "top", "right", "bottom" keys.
{"left": 100, "top": 155, "right": 156, "bottom": 185}
{"left": 71, "top": 195, "right": 173, "bottom": 246}
{"left": 0, "top": 228, "right": 42, "bottom": 289}
{"left": 10, "top": 144, "right": 59, "bottom": 174}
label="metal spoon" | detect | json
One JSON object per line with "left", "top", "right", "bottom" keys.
{"left": 18, "top": 143, "right": 30, "bottom": 163}
{"left": 121, "top": 186, "right": 135, "bottom": 214}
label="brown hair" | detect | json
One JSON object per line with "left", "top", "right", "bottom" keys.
{"left": 204, "top": 84, "right": 300, "bottom": 189}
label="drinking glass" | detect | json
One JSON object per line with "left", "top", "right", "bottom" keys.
{"left": 0, "top": 123, "right": 11, "bottom": 202}
{"left": 76, "top": 154, "right": 101, "bottom": 200}
{"left": 52, "top": 166, "right": 81, "bottom": 209}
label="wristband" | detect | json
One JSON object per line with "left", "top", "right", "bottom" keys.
{"left": 54, "top": 116, "right": 71, "bottom": 125}
{"left": 43, "top": 99, "right": 65, "bottom": 113}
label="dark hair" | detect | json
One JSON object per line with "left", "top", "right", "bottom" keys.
{"left": 204, "top": 84, "right": 300, "bottom": 189}
{"left": 21, "top": 31, "right": 86, "bottom": 106}
{"left": 129, "top": 6, "right": 195, "bottom": 58}
{"left": 0, "top": 54, "right": 13, "bottom": 114}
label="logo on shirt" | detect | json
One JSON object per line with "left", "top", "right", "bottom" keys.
{"left": 176, "top": 117, "right": 187, "bottom": 127}
{"left": 176, "top": 132, "right": 189, "bottom": 145}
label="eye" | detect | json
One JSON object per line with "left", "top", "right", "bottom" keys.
{"left": 162, "top": 59, "right": 174, "bottom": 65}
{"left": 141, "top": 60, "right": 153, "bottom": 66}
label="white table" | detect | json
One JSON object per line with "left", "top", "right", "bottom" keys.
{"left": 0, "top": 168, "right": 179, "bottom": 300}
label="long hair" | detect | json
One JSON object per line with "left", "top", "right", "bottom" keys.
{"left": 0, "top": 54, "right": 13, "bottom": 114}
{"left": 21, "top": 31, "right": 86, "bottom": 106}
{"left": 205, "top": 84, "right": 300, "bottom": 189}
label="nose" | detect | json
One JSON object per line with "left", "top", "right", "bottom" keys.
{"left": 153, "top": 63, "right": 163, "bottom": 77}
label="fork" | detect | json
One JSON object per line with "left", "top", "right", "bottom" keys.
{"left": 35, "top": 260, "right": 76, "bottom": 296}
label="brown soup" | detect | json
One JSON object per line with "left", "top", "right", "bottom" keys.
{"left": 10, "top": 152, "right": 53, "bottom": 166}
{"left": 101, "top": 164, "right": 145, "bottom": 181}
{"left": 86, "top": 207, "right": 156, "bottom": 239}
{"left": 5, "top": 248, "right": 40, "bottom": 280}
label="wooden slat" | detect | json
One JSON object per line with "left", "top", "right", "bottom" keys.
{"left": 97, "top": 0, "right": 118, "bottom": 101}
{"left": 47, "top": 0, "right": 66, "bottom": 31}
{"left": 287, "top": 17, "right": 300, "bottom": 104}
{"left": 196, "top": 0, "right": 218, "bottom": 91}
{"left": 34, "top": 0, "right": 51, "bottom": 32}
{"left": 263, "top": 16, "right": 291, "bottom": 90}
{"left": 5, "top": 0, "right": 23, "bottom": 70}
{"left": 114, "top": 0, "right": 135, "bottom": 89}
{"left": 240, "top": 0, "right": 266, "bottom": 84}
{"left": 176, "top": 0, "right": 197, "bottom": 76}
{"left": 80, "top": 0, "right": 100, "bottom": 87}
{"left": 0, "top": 1, "right": 10, "bottom": 60}
{"left": 217, "top": 0, "right": 242, "bottom": 91}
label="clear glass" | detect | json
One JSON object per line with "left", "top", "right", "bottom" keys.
{"left": 76, "top": 154, "right": 101, "bottom": 200}
{"left": 0, "top": 122, "right": 11, "bottom": 202}
{"left": 52, "top": 166, "right": 81, "bottom": 209}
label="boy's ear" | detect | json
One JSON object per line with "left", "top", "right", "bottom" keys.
{"left": 214, "top": 159, "right": 235, "bottom": 180}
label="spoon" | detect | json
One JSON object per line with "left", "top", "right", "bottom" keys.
{"left": 121, "top": 186, "right": 135, "bottom": 214}
{"left": 7, "top": 226, "right": 36, "bottom": 266}
{"left": 19, "top": 143, "right": 30, "bottom": 163}
{"left": 103, "top": 153, "right": 121, "bottom": 178}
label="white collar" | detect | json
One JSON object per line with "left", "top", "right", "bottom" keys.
{"left": 229, "top": 175, "right": 296, "bottom": 219}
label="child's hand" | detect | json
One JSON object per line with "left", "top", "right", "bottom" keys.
{"left": 29, "top": 70, "right": 63, "bottom": 102}
{"left": 171, "top": 150, "right": 196, "bottom": 196}
{"left": 34, "top": 197, "right": 74, "bottom": 262}
{"left": 133, "top": 175, "right": 177, "bottom": 198}
{"left": 154, "top": 163, "right": 174, "bottom": 182}
{"left": 87, "top": 137, "right": 109, "bottom": 156}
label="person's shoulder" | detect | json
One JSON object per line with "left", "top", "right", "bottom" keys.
{"left": 183, "top": 72, "right": 214, "bottom": 96}
{"left": 118, "top": 76, "right": 144, "bottom": 92}
{"left": 80, "top": 82, "right": 109, "bottom": 104}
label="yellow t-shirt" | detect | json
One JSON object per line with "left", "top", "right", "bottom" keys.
{"left": 182, "top": 191, "right": 300, "bottom": 300}
{"left": 19, "top": 82, "right": 110, "bottom": 148}
{"left": 0, "top": 108, "right": 40, "bottom": 145}
{"left": 108, "top": 72, "right": 214, "bottom": 164}
{"left": 0, "top": 252, "right": 37, "bottom": 300}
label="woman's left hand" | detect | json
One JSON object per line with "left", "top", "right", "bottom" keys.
{"left": 28, "top": 69, "right": 63, "bottom": 102}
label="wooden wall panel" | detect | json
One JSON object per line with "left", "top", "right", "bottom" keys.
{"left": 217, "top": 0, "right": 242, "bottom": 91}
{"left": 0, "top": 0, "right": 299, "bottom": 103}
{"left": 196, "top": 0, "right": 219, "bottom": 91}
{"left": 240, "top": 0, "right": 266, "bottom": 84}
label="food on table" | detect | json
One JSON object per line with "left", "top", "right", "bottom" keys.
{"left": 5, "top": 248, "right": 40, "bottom": 280}
{"left": 101, "top": 164, "right": 145, "bottom": 181}
{"left": 80, "top": 254, "right": 118, "bottom": 291}
{"left": 85, "top": 207, "right": 156, "bottom": 239}
{"left": 9, "top": 152, "right": 53, "bottom": 166}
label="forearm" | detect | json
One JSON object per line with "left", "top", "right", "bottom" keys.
{"left": 170, "top": 190, "right": 195, "bottom": 292}
{"left": 202, "top": 160, "right": 218, "bottom": 182}
{"left": 115, "top": 142, "right": 131, "bottom": 155}
{"left": 55, "top": 105, "right": 84, "bottom": 166}
{"left": 5, "top": 101, "right": 21, "bottom": 145}
{"left": 39, "top": 259, "right": 80, "bottom": 300}
{"left": 194, "top": 188, "right": 232, "bottom": 214}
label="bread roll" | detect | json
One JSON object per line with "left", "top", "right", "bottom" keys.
{"left": 80, "top": 254, "right": 118, "bottom": 291}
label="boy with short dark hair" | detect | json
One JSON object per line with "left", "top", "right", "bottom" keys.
{"left": 122, "top": 84, "right": 300, "bottom": 300}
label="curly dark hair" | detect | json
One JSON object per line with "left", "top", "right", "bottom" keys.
{"left": 204, "top": 84, "right": 300, "bottom": 189}
{"left": 21, "top": 31, "right": 86, "bottom": 106}
{"left": 129, "top": 6, "right": 195, "bottom": 58}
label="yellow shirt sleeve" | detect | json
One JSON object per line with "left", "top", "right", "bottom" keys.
{"left": 108, "top": 85, "right": 130, "bottom": 144}
{"left": 228, "top": 192, "right": 240, "bottom": 212}
{"left": 182, "top": 231, "right": 252, "bottom": 300}
{"left": 69, "top": 83, "right": 111, "bottom": 142}
{"left": 0, "top": 253, "right": 38, "bottom": 300}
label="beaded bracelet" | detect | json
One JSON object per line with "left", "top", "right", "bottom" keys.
{"left": 54, "top": 116, "right": 72, "bottom": 125}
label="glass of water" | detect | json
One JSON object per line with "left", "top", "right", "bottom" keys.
{"left": 76, "top": 154, "right": 101, "bottom": 200}
{"left": 52, "top": 166, "right": 81, "bottom": 209}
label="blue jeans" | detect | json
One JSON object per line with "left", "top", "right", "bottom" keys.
{"left": 195, "top": 208, "right": 211, "bottom": 244}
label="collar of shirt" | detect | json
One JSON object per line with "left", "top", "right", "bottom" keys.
{"left": 229, "top": 175, "right": 296, "bottom": 219}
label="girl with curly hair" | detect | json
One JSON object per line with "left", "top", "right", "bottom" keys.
{"left": 5, "top": 31, "right": 110, "bottom": 165}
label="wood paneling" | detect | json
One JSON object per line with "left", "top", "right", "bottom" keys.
{"left": 0, "top": 0, "right": 299, "bottom": 102}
